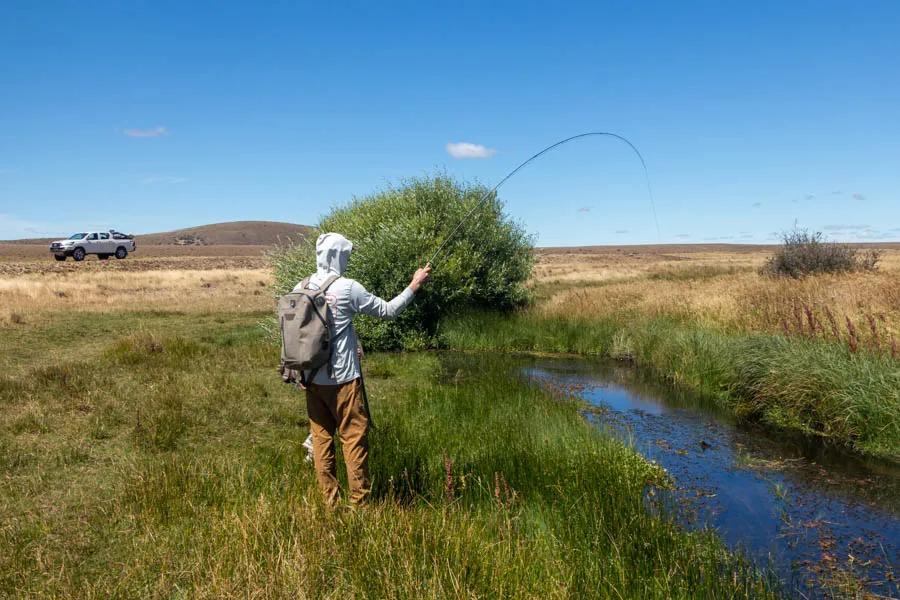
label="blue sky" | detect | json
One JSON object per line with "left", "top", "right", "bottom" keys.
{"left": 1, "top": 1, "right": 898, "bottom": 245}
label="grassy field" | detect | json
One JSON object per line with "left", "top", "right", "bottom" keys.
{"left": 444, "top": 246, "right": 900, "bottom": 461}
{"left": 0, "top": 256, "right": 271, "bottom": 325}
{"left": 533, "top": 245, "right": 900, "bottom": 337}
{"left": 2, "top": 243, "right": 897, "bottom": 597}
{"left": 0, "top": 247, "right": 783, "bottom": 598}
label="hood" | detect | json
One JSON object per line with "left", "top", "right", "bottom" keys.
{"left": 314, "top": 232, "right": 353, "bottom": 279}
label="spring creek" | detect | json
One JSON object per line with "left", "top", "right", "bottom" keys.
{"left": 449, "top": 354, "right": 898, "bottom": 598}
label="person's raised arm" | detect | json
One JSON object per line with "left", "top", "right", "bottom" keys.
{"left": 351, "top": 264, "right": 432, "bottom": 320}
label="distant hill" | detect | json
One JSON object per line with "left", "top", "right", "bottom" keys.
{"left": 136, "top": 221, "right": 312, "bottom": 246}
{"left": 5, "top": 222, "right": 897, "bottom": 251}
{"left": 2, "top": 221, "right": 312, "bottom": 246}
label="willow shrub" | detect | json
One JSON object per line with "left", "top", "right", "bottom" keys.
{"left": 272, "top": 175, "right": 534, "bottom": 350}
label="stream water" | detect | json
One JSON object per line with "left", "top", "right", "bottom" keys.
{"left": 521, "top": 357, "right": 898, "bottom": 598}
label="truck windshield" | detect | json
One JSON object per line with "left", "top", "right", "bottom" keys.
{"left": 68, "top": 233, "right": 87, "bottom": 240}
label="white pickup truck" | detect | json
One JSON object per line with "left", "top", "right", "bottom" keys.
{"left": 49, "top": 230, "right": 137, "bottom": 261}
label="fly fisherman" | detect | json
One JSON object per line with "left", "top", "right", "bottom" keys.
{"left": 295, "top": 232, "right": 431, "bottom": 507}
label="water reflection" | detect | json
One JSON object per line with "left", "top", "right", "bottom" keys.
{"left": 522, "top": 358, "right": 899, "bottom": 598}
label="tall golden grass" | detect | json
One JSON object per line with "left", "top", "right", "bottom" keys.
{"left": 6, "top": 246, "right": 898, "bottom": 343}
{"left": 535, "top": 249, "right": 900, "bottom": 341}
{"left": 0, "top": 268, "right": 273, "bottom": 323}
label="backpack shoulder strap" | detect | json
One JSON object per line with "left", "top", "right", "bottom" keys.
{"left": 316, "top": 274, "right": 340, "bottom": 294}
{"left": 300, "top": 274, "right": 339, "bottom": 294}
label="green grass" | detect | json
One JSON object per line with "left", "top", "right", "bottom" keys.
{"left": 0, "top": 310, "right": 264, "bottom": 372}
{"left": 440, "top": 312, "right": 900, "bottom": 462}
{"left": 0, "top": 312, "right": 775, "bottom": 598}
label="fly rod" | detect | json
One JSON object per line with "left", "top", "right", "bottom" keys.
{"left": 427, "top": 132, "right": 660, "bottom": 267}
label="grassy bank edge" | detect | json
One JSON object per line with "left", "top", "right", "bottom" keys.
{"left": 440, "top": 312, "right": 900, "bottom": 462}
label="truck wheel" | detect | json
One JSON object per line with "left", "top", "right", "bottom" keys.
{"left": 54, "top": 254, "right": 66, "bottom": 262}
{"left": 115, "top": 247, "right": 128, "bottom": 259}
{"left": 98, "top": 254, "right": 109, "bottom": 260}
{"left": 72, "top": 247, "right": 86, "bottom": 262}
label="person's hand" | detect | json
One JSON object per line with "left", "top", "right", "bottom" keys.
{"left": 409, "top": 263, "right": 432, "bottom": 292}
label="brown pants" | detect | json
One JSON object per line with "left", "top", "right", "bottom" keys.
{"left": 306, "top": 378, "right": 370, "bottom": 506}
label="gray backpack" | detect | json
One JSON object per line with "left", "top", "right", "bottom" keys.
{"left": 277, "top": 274, "right": 339, "bottom": 386}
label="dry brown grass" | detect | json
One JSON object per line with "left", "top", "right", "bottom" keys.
{"left": 5, "top": 243, "right": 899, "bottom": 342}
{"left": 0, "top": 267, "right": 274, "bottom": 324}
{"left": 534, "top": 247, "right": 764, "bottom": 284}
{"left": 0, "top": 249, "right": 275, "bottom": 325}
{"left": 535, "top": 247, "right": 900, "bottom": 338}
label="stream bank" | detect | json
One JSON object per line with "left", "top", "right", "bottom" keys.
{"left": 520, "top": 357, "right": 898, "bottom": 598}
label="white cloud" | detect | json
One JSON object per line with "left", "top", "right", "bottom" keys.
{"left": 445, "top": 141, "right": 496, "bottom": 159}
{"left": 852, "top": 193, "right": 866, "bottom": 201}
{"left": 123, "top": 126, "right": 168, "bottom": 138}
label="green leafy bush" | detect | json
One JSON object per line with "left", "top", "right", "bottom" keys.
{"left": 763, "top": 227, "right": 880, "bottom": 278}
{"left": 272, "top": 174, "right": 534, "bottom": 350}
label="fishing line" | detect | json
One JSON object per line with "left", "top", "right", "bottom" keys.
{"left": 427, "top": 132, "right": 660, "bottom": 267}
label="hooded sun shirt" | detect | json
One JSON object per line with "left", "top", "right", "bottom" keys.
{"left": 293, "top": 232, "right": 416, "bottom": 385}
